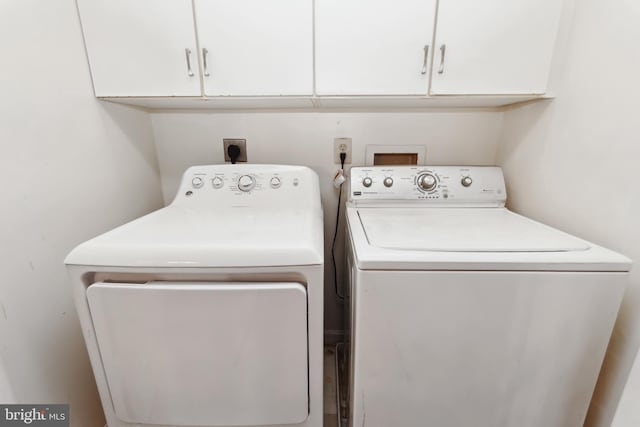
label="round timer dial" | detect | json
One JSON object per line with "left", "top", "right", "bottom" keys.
{"left": 238, "top": 175, "right": 256, "bottom": 192}
{"left": 417, "top": 173, "right": 437, "bottom": 192}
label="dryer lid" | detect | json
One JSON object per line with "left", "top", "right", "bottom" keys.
{"left": 65, "top": 164, "right": 324, "bottom": 268}
{"left": 358, "top": 208, "right": 590, "bottom": 252}
{"left": 65, "top": 204, "right": 324, "bottom": 268}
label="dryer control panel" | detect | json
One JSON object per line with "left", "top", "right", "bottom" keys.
{"left": 349, "top": 166, "right": 506, "bottom": 206}
{"left": 172, "top": 164, "right": 321, "bottom": 209}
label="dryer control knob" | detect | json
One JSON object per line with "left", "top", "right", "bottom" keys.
{"left": 238, "top": 175, "right": 256, "bottom": 192}
{"left": 362, "top": 177, "right": 373, "bottom": 188}
{"left": 383, "top": 177, "right": 394, "bottom": 187}
{"left": 461, "top": 176, "right": 473, "bottom": 187}
{"left": 191, "top": 177, "right": 204, "bottom": 189}
{"left": 417, "top": 173, "right": 437, "bottom": 191}
{"left": 212, "top": 177, "right": 224, "bottom": 189}
{"left": 270, "top": 176, "right": 281, "bottom": 189}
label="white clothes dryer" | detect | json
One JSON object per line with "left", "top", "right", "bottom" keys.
{"left": 345, "top": 166, "right": 630, "bottom": 427}
{"left": 66, "top": 165, "right": 323, "bottom": 427}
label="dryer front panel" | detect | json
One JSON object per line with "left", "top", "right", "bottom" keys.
{"left": 87, "top": 281, "right": 308, "bottom": 426}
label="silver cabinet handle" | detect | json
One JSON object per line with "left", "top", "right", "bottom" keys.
{"left": 202, "top": 48, "right": 210, "bottom": 77}
{"left": 438, "top": 44, "right": 446, "bottom": 74}
{"left": 421, "top": 45, "right": 429, "bottom": 75}
{"left": 185, "top": 48, "right": 194, "bottom": 77}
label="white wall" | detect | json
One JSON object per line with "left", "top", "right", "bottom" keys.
{"left": 0, "top": 2, "right": 163, "bottom": 426}
{"left": 613, "top": 352, "right": 640, "bottom": 426}
{"left": 151, "top": 111, "right": 504, "bottom": 330}
{"left": 496, "top": 0, "right": 640, "bottom": 425}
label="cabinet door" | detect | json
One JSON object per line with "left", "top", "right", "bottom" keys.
{"left": 315, "top": 0, "right": 436, "bottom": 96}
{"left": 430, "top": 0, "right": 563, "bottom": 95}
{"left": 195, "top": 0, "right": 313, "bottom": 96}
{"left": 77, "top": 0, "right": 201, "bottom": 97}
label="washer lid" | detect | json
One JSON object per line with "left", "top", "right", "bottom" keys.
{"left": 358, "top": 208, "right": 590, "bottom": 252}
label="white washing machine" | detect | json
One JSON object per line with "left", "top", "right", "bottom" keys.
{"left": 345, "top": 166, "right": 631, "bottom": 427}
{"left": 65, "top": 164, "right": 323, "bottom": 427}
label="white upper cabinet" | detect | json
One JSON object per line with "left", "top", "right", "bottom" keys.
{"left": 77, "top": 0, "right": 200, "bottom": 97}
{"left": 315, "top": 0, "right": 437, "bottom": 96}
{"left": 430, "top": 0, "right": 563, "bottom": 95}
{"left": 194, "top": 0, "right": 313, "bottom": 96}
{"left": 76, "top": 0, "right": 566, "bottom": 106}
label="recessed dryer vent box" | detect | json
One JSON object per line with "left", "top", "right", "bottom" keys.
{"left": 365, "top": 145, "right": 426, "bottom": 166}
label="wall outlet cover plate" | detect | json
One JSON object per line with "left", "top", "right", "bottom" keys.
{"left": 223, "top": 139, "right": 248, "bottom": 162}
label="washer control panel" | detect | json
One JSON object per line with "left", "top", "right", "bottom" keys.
{"left": 174, "top": 164, "right": 316, "bottom": 205}
{"left": 349, "top": 166, "right": 506, "bottom": 205}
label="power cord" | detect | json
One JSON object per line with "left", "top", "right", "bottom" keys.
{"left": 332, "top": 152, "right": 347, "bottom": 301}
{"left": 227, "top": 144, "right": 241, "bottom": 164}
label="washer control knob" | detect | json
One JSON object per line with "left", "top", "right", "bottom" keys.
{"left": 212, "top": 176, "right": 224, "bottom": 189}
{"left": 270, "top": 176, "right": 281, "bottom": 189}
{"left": 191, "top": 177, "right": 204, "bottom": 189}
{"left": 461, "top": 176, "right": 473, "bottom": 187}
{"left": 238, "top": 175, "right": 255, "bottom": 192}
{"left": 383, "top": 177, "right": 394, "bottom": 188}
{"left": 417, "top": 173, "right": 437, "bottom": 192}
{"left": 362, "top": 177, "right": 373, "bottom": 188}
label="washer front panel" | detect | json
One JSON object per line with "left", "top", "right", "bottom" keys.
{"left": 348, "top": 269, "right": 626, "bottom": 427}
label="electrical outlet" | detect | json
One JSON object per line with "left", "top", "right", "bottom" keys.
{"left": 334, "top": 138, "right": 352, "bottom": 164}
{"left": 223, "top": 139, "right": 247, "bottom": 162}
